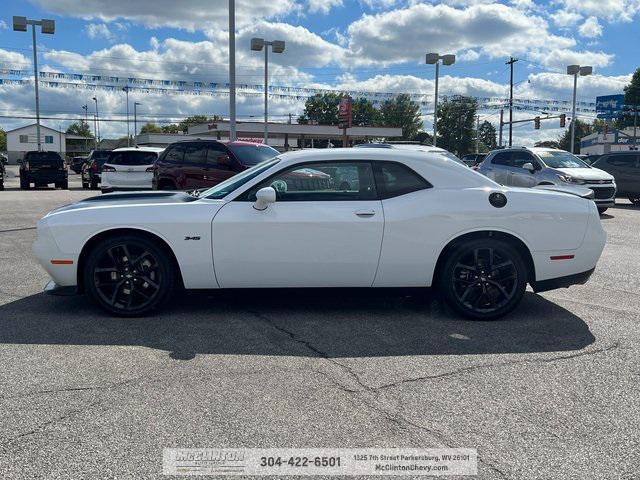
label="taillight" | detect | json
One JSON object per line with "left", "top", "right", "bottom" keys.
{"left": 91, "top": 162, "right": 97, "bottom": 172}
{"left": 102, "top": 165, "right": 116, "bottom": 172}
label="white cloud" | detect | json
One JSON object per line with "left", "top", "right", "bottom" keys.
{"left": 0, "top": 48, "right": 31, "bottom": 68}
{"left": 307, "top": 0, "right": 343, "bottom": 14}
{"left": 85, "top": 23, "right": 116, "bottom": 42}
{"left": 578, "top": 16, "right": 603, "bottom": 38}
{"left": 345, "top": 3, "right": 577, "bottom": 67}
{"left": 28, "top": 0, "right": 297, "bottom": 30}
{"left": 550, "top": 10, "right": 583, "bottom": 27}
{"left": 526, "top": 49, "right": 613, "bottom": 71}
{"left": 554, "top": 0, "right": 640, "bottom": 23}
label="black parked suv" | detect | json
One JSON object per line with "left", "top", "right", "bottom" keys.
{"left": 19, "top": 151, "right": 68, "bottom": 189}
{"left": 81, "top": 150, "right": 111, "bottom": 189}
{"left": 592, "top": 151, "right": 640, "bottom": 205}
{"left": 0, "top": 153, "right": 6, "bottom": 190}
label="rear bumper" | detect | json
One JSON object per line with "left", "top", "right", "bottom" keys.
{"left": 23, "top": 172, "right": 67, "bottom": 183}
{"left": 532, "top": 268, "right": 595, "bottom": 293}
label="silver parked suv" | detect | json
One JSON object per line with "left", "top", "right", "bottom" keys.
{"left": 478, "top": 147, "right": 616, "bottom": 213}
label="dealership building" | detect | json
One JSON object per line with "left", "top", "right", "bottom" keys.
{"left": 580, "top": 127, "right": 639, "bottom": 155}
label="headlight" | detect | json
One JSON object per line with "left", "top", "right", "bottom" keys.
{"left": 557, "top": 175, "right": 586, "bottom": 185}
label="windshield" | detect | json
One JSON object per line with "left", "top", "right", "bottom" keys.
{"left": 537, "top": 150, "right": 589, "bottom": 169}
{"left": 203, "top": 158, "right": 280, "bottom": 199}
{"left": 227, "top": 144, "right": 279, "bottom": 166}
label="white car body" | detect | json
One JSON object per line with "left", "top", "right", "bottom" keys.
{"left": 100, "top": 146, "right": 165, "bottom": 192}
{"left": 34, "top": 148, "right": 606, "bottom": 316}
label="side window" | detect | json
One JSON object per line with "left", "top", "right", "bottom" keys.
{"left": 607, "top": 155, "right": 634, "bottom": 167}
{"left": 375, "top": 162, "right": 431, "bottom": 199}
{"left": 19, "top": 135, "right": 28, "bottom": 143}
{"left": 205, "top": 144, "right": 233, "bottom": 171}
{"left": 164, "top": 145, "right": 185, "bottom": 164}
{"left": 183, "top": 143, "right": 207, "bottom": 165}
{"left": 45, "top": 136, "right": 54, "bottom": 144}
{"left": 246, "top": 161, "right": 377, "bottom": 201}
{"left": 491, "top": 152, "right": 513, "bottom": 166}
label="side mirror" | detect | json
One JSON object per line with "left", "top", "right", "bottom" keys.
{"left": 522, "top": 162, "right": 535, "bottom": 172}
{"left": 254, "top": 187, "right": 276, "bottom": 211}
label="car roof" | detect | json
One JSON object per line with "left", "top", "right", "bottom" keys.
{"left": 112, "top": 146, "right": 165, "bottom": 152}
{"left": 173, "top": 138, "right": 272, "bottom": 147}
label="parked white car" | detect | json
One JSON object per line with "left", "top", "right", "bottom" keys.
{"left": 33, "top": 148, "right": 605, "bottom": 319}
{"left": 100, "top": 146, "right": 165, "bottom": 193}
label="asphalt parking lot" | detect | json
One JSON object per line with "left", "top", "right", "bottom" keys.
{"left": 0, "top": 170, "right": 638, "bottom": 479}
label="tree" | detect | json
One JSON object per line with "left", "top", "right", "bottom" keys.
{"left": 298, "top": 93, "right": 342, "bottom": 125}
{"left": 140, "top": 122, "right": 163, "bottom": 134}
{"left": 478, "top": 120, "right": 497, "bottom": 150}
{"left": 65, "top": 121, "right": 93, "bottom": 138}
{"left": 558, "top": 119, "right": 593, "bottom": 153}
{"left": 0, "top": 127, "right": 6, "bottom": 152}
{"left": 178, "top": 115, "right": 221, "bottom": 133}
{"left": 379, "top": 94, "right": 423, "bottom": 140}
{"left": 352, "top": 98, "right": 381, "bottom": 127}
{"left": 621, "top": 68, "right": 640, "bottom": 128}
{"left": 534, "top": 140, "right": 560, "bottom": 148}
{"left": 435, "top": 96, "right": 478, "bottom": 156}
{"left": 413, "top": 131, "right": 433, "bottom": 145}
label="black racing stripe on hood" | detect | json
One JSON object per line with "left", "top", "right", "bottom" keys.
{"left": 82, "top": 191, "right": 198, "bottom": 203}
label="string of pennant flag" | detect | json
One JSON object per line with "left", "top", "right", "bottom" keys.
{"left": 0, "top": 67, "right": 598, "bottom": 114}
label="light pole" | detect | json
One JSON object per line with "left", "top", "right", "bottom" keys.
{"left": 567, "top": 64, "right": 592, "bottom": 153}
{"left": 426, "top": 53, "right": 455, "bottom": 147}
{"left": 229, "top": 0, "right": 237, "bottom": 142}
{"left": 13, "top": 16, "right": 55, "bottom": 152}
{"left": 123, "top": 86, "right": 130, "bottom": 146}
{"left": 82, "top": 104, "right": 89, "bottom": 152}
{"left": 251, "top": 37, "right": 286, "bottom": 144}
{"left": 92, "top": 96, "right": 100, "bottom": 146}
{"left": 133, "top": 102, "right": 141, "bottom": 145}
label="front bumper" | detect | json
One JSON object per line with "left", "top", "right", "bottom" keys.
{"left": 44, "top": 280, "right": 78, "bottom": 296}
{"left": 532, "top": 267, "right": 595, "bottom": 293}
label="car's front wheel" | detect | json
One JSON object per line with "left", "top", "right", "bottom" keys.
{"left": 84, "top": 235, "right": 177, "bottom": 316}
{"left": 439, "top": 238, "right": 527, "bottom": 320}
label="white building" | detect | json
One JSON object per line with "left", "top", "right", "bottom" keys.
{"left": 580, "top": 127, "right": 640, "bottom": 155}
{"left": 6, "top": 124, "right": 66, "bottom": 164}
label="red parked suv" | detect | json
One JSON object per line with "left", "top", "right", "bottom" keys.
{"left": 152, "top": 140, "right": 279, "bottom": 190}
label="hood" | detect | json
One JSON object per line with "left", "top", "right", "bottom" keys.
{"left": 533, "top": 184, "right": 595, "bottom": 199}
{"left": 46, "top": 191, "right": 198, "bottom": 216}
{"left": 554, "top": 167, "right": 614, "bottom": 181}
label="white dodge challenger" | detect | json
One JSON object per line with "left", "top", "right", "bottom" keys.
{"left": 33, "top": 147, "right": 606, "bottom": 319}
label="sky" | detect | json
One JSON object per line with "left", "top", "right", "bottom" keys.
{"left": 0, "top": 0, "right": 638, "bottom": 144}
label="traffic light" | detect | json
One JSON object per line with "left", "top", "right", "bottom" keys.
{"left": 560, "top": 114, "right": 566, "bottom": 128}
{"left": 534, "top": 116, "right": 540, "bottom": 129}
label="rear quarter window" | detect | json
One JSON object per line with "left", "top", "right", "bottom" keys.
{"left": 375, "top": 162, "right": 432, "bottom": 199}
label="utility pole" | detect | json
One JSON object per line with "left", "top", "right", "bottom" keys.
{"left": 133, "top": 102, "right": 141, "bottom": 146}
{"left": 229, "top": 0, "right": 237, "bottom": 142}
{"left": 476, "top": 115, "right": 480, "bottom": 153}
{"left": 633, "top": 105, "right": 638, "bottom": 149}
{"left": 499, "top": 109, "right": 504, "bottom": 147}
{"left": 506, "top": 57, "right": 518, "bottom": 147}
{"left": 123, "top": 86, "right": 130, "bottom": 147}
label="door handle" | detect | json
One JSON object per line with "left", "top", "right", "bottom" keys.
{"left": 355, "top": 210, "right": 376, "bottom": 217}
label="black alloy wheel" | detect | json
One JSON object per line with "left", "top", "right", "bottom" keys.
{"left": 84, "top": 235, "right": 176, "bottom": 316}
{"left": 440, "top": 239, "right": 527, "bottom": 320}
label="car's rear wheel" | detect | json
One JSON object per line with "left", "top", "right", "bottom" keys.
{"left": 82, "top": 181, "right": 89, "bottom": 189}
{"left": 84, "top": 235, "right": 176, "bottom": 316}
{"left": 439, "top": 238, "right": 527, "bottom": 320}
{"left": 19, "top": 175, "right": 29, "bottom": 189}
{"left": 628, "top": 196, "right": 640, "bottom": 206}
{"left": 90, "top": 179, "right": 99, "bottom": 190}
{"left": 55, "top": 180, "right": 68, "bottom": 189}
{"left": 597, "top": 207, "right": 608, "bottom": 214}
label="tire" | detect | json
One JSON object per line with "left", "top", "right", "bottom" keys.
{"left": 0, "top": 181, "right": 4, "bottom": 191}
{"left": 628, "top": 196, "right": 640, "bottom": 206}
{"left": 90, "top": 179, "right": 99, "bottom": 190}
{"left": 19, "top": 175, "right": 29, "bottom": 190}
{"left": 84, "top": 234, "right": 177, "bottom": 317}
{"left": 438, "top": 238, "right": 527, "bottom": 320}
{"left": 82, "top": 182, "right": 89, "bottom": 189}
{"left": 160, "top": 181, "right": 176, "bottom": 190}
{"left": 56, "top": 181, "right": 69, "bottom": 190}
{"left": 597, "top": 207, "right": 608, "bottom": 214}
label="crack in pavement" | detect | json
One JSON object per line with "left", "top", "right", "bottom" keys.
{"left": 249, "top": 310, "right": 510, "bottom": 479}
{"left": 0, "top": 227, "right": 37, "bottom": 234}
{"left": 0, "top": 375, "right": 157, "bottom": 453}
{"left": 373, "top": 342, "right": 621, "bottom": 392}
